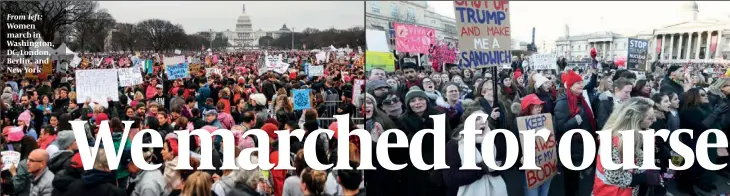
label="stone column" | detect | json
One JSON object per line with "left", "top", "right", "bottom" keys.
{"left": 715, "top": 30, "right": 723, "bottom": 59}
{"left": 668, "top": 34, "right": 675, "bottom": 60}
{"left": 653, "top": 36, "right": 659, "bottom": 61}
{"left": 659, "top": 34, "right": 667, "bottom": 60}
{"left": 685, "top": 33, "right": 692, "bottom": 60}
{"left": 677, "top": 34, "right": 683, "bottom": 59}
{"left": 695, "top": 32, "right": 703, "bottom": 59}
{"left": 705, "top": 31, "right": 713, "bottom": 60}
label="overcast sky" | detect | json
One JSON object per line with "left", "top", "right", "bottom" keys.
{"left": 98, "top": 1, "right": 364, "bottom": 34}
{"left": 428, "top": 1, "right": 730, "bottom": 44}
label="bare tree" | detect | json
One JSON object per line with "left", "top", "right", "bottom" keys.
{"left": 111, "top": 23, "right": 138, "bottom": 52}
{"left": 136, "top": 19, "right": 186, "bottom": 52}
{"left": 24, "top": 1, "right": 97, "bottom": 45}
{"left": 72, "top": 9, "right": 115, "bottom": 52}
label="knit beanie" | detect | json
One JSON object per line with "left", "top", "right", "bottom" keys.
{"left": 55, "top": 130, "right": 76, "bottom": 150}
{"left": 355, "top": 93, "right": 376, "bottom": 108}
{"left": 261, "top": 123, "right": 279, "bottom": 140}
{"left": 405, "top": 86, "right": 427, "bottom": 105}
{"left": 366, "top": 79, "right": 389, "bottom": 93}
{"left": 18, "top": 110, "right": 31, "bottom": 126}
{"left": 561, "top": 70, "right": 583, "bottom": 89}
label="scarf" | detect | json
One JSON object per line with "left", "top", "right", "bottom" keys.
{"left": 566, "top": 90, "right": 596, "bottom": 130}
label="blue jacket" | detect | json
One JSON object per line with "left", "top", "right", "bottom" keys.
{"left": 196, "top": 84, "right": 211, "bottom": 107}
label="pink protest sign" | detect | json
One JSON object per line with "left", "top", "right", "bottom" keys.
{"left": 429, "top": 41, "right": 458, "bottom": 66}
{"left": 213, "top": 55, "right": 219, "bottom": 64}
{"left": 393, "top": 23, "right": 436, "bottom": 54}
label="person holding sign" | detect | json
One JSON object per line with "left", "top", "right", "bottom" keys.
{"left": 592, "top": 97, "right": 662, "bottom": 196}
{"left": 443, "top": 103, "right": 508, "bottom": 196}
{"left": 515, "top": 94, "right": 557, "bottom": 196}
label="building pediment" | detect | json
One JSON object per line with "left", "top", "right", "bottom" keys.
{"left": 659, "top": 20, "right": 729, "bottom": 31}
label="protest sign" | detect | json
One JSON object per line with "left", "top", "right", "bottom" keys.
{"left": 627, "top": 38, "right": 649, "bottom": 70}
{"left": 366, "top": 29, "right": 390, "bottom": 53}
{"left": 166, "top": 63, "right": 190, "bottom": 80}
{"left": 316, "top": 51, "right": 326, "bottom": 63}
{"left": 75, "top": 69, "right": 119, "bottom": 108}
{"left": 353, "top": 79, "right": 364, "bottom": 104}
{"left": 516, "top": 113, "right": 557, "bottom": 189}
{"left": 164, "top": 55, "right": 186, "bottom": 67}
{"left": 365, "top": 51, "right": 395, "bottom": 72}
{"left": 532, "top": 54, "right": 557, "bottom": 70}
{"left": 259, "top": 54, "right": 290, "bottom": 75}
{"left": 70, "top": 55, "right": 82, "bottom": 68}
{"left": 308, "top": 65, "right": 324, "bottom": 77}
{"left": 189, "top": 63, "right": 201, "bottom": 74}
{"left": 117, "top": 67, "right": 144, "bottom": 87}
{"left": 291, "top": 89, "right": 311, "bottom": 110}
{"left": 393, "top": 23, "right": 436, "bottom": 53}
{"left": 454, "top": 1, "right": 512, "bottom": 68}
{"left": 1, "top": 151, "right": 20, "bottom": 171}
{"left": 213, "top": 55, "right": 219, "bottom": 64}
{"left": 206, "top": 68, "right": 222, "bottom": 77}
{"left": 174, "top": 49, "right": 182, "bottom": 55}
{"left": 145, "top": 60, "right": 154, "bottom": 75}
{"left": 430, "top": 42, "right": 458, "bottom": 66}
{"left": 42, "top": 62, "right": 53, "bottom": 75}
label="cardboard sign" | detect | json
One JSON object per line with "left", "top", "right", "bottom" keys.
{"left": 117, "top": 67, "right": 144, "bottom": 87}
{"left": 75, "top": 69, "right": 119, "bottom": 108}
{"left": 454, "top": 1, "right": 512, "bottom": 68}
{"left": 291, "top": 89, "right": 311, "bottom": 110}
{"left": 516, "top": 113, "right": 557, "bottom": 189}
{"left": 189, "top": 63, "right": 201, "bottom": 74}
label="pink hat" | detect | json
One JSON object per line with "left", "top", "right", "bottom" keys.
{"left": 18, "top": 111, "right": 31, "bottom": 126}
{"left": 7, "top": 126, "right": 24, "bottom": 142}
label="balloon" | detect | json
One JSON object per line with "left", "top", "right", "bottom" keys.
{"left": 614, "top": 56, "right": 626, "bottom": 67}
{"left": 590, "top": 48, "right": 597, "bottom": 59}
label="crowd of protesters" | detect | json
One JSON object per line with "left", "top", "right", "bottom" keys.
{"left": 365, "top": 55, "right": 730, "bottom": 196}
{"left": 0, "top": 49, "right": 366, "bottom": 196}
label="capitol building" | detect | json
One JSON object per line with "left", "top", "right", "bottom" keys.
{"left": 554, "top": 1, "right": 730, "bottom": 69}
{"left": 220, "top": 4, "right": 294, "bottom": 50}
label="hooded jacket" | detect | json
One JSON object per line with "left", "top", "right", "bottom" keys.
{"left": 48, "top": 150, "right": 74, "bottom": 174}
{"left": 60, "top": 169, "right": 126, "bottom": 196}
{"left": 129, "top": 169, "right": 165, "bottom": 196}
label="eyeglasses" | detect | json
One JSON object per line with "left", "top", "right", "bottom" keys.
{"left": 28, "top": 158, "right": 44, "bottom": 163}
{"left": 382, "top": 97, "right": 401, "bottom": 105}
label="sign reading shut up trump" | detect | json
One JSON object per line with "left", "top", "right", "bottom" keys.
{"left": 454, "top": 0, "right": 512, "bottom": 68}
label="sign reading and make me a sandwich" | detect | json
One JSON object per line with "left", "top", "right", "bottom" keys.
{"left": 454, "top": 0, "right": 512, "bottom": 69}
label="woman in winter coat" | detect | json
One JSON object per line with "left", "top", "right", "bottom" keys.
{"left": 474, "top": 80, "right": 509, "bottom": 130}
{"left": 514, "top": 94, "right": 556, "bottom": 196}
{"left": 591, "top": 97, "right": 663, "bottom": 196}
{"left": 442, "top": 103, "right": 508, "bottom": 196}
{"left": 554, "top": 70, "right": 597, "bottom": 196}
{"left": 360, "top": 93, "right": 402, "bottom": 196}
{"left": 531, "top": 74, "right": 555, "bottom": 114}
{"left": 677, "top": 88, "right": 727, "bottom": 194}
{"left": 435, "top": 83, "right": 469, "bottom": 128}
{"left": 397, "top": 86, "right": 450, "bottom": 196}
{"left": 421, "top": 77, "right": 442, "bottom": 106}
